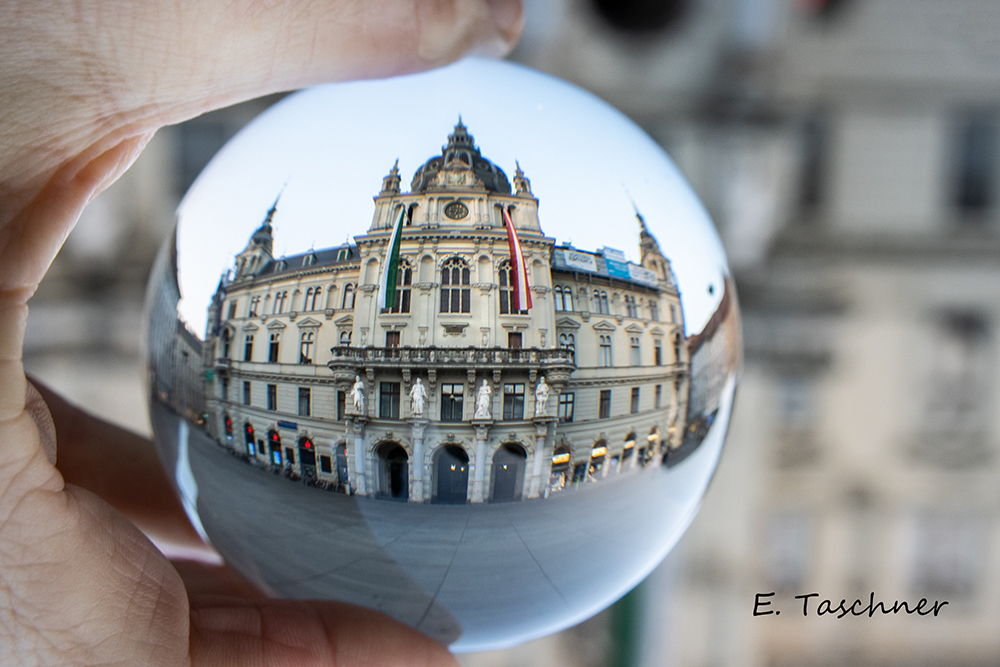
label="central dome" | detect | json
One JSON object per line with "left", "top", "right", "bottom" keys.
{"left": 410, "top": 119, "right": 512, "bottom": 194}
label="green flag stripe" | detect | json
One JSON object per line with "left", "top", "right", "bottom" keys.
{"left": 381, "top": 208, "right": 404, "bottom": 309}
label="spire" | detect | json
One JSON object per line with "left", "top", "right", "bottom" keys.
{"left": 446, "top": 116, "right": 475, "bottom": 150}
{"left": 513, "top": 160, "right": 533, "bottom": 196}
{"left": 632, "top": 203, "right": 673, "bottom": 285}
{"left": 380, "top": 158, "right": 401, "bottom": 196}
{"left": 250, "top": 189, "right": 281, "bottom": 254}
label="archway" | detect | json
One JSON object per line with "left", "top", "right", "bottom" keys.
{"left": 243, "top": 422, "right": 256, "bottom": 456}
{"left": 434, "top": 445, "right": 469, "bottom": 504}
{"left": 491, "top": 443, "right": 527, "bottom": 502}
{"left": 376, "top": 442, "right": 409, "bottom": 500}
{"left": 267, "top": 430, "right": 282, "bottom": 466}
{"left": 298, "top": 436, "right": 317, "bottom": 478}
{"left": 549, "top": 445, "right": 571, "bottom": 492}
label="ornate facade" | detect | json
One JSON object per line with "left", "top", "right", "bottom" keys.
{"left": 204, "top": 122, "right": 688, "bottom": 503}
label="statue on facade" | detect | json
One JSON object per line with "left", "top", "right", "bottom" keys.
{"left": 474, "top": 379, "right": 492, "bottom": 419}
{"left": 410, "top": 378, "right": 427, "bottom": 417}
{"left": 351, "top": 375, "right": 365, "bottom": 412}
{"left": 534, "top": 376, "right": 550, "bottom": 416}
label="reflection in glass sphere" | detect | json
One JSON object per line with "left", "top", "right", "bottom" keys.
{"left": 145, "top": 58, "right": 741, "bottom": 652}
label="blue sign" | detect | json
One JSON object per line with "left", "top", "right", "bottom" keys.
{"left": 277, "top": 420, "right": 298, "bottom": 430}
{"left": 604, "top": 258, "right": 631, "bottom": 281}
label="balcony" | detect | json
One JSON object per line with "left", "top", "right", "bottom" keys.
{"left": 328, "top": 345, "right": 575, "bottom": 372}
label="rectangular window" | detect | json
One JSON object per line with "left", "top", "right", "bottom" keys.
{"left": 221, "top": 377, "right": 229, "bottom": 401}
{"left": 227, "top": 300, "right": 238, "bottom": 319}
{"left": 269, "top": 333, "right": 280, "bottom": 363}
{"left": 599, "top": 390, "right": 611, "bottom": 419}
{"left": 320, "top": 455, "right": 333, "bottom": 474}
{"left": 440, "top": 263, "right": 471, "bottom": 313}
{"left": 379, "top": 382, "right": 401, "bottom": 419}
{"left": 267, "top": 384, "right": 277, "bottom": 411}
{"left": 558, "top": 392, "right": 575, "bottom": 423}
{"left": 599, "top": 335, "right": 612, "bottom": 367}
{"left": 243, "top": 381, "right": 251, "bottom": 406}
{"left": 243, "top": 334, "right": 254, "bottom": 361}
{"left": 655, "top": 384, "right": 662, "bottom": 410}
{"left": 507, "top": 332, "right": 522, "bottom": 348}
{"left": 285, "top": 447, "right": 295, "bottom": 465}
{"left": 630, "top": 337, "right": 641, "bottom": 366}
{"left": 954, "top": 112, "right": 998, "bottom": 216}
{"left": 503, "top": 383, "right": 525, "bottom": 420}
{"left": 654, "top": 342, "right": 663, "bottom": 366}
{"left": 670, "top": 305, "right": 677, "bottom": 323}
{"left": 441, "top": 384, "right": 464, "bottom": 421}
{"left": 337, "top": 391, "right": 346, "bottom": 421}
{"left": 630, "top": 387, "right": 640, "bottom": 414}
{"left": 298, "top": 387, "right": 311, "bottom": 417}
{"left": 386, "top": 331, "right": 400, "bottom": 347}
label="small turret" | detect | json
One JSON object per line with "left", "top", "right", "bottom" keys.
{"left": 379, "top": 159, "right": 401, "bottom": 196}
{"left": 636, "top": 208, "right": 674, "bottom": 286}
{"left": 513, "top": 161, "right": 533, "bottom": 197}
{"left": 234, "top": 194, "right": 279, "bottom": 278}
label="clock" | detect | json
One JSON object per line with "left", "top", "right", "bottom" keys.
{"left": 444, "top": 200, "right": 469, "bottom": 220}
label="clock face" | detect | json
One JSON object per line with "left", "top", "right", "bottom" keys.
{"left": 444, "top": 200, "right": 469, "bottom": 220}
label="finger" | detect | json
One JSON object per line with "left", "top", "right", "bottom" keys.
{"left": 173, "top": 559, "right": 268, "bottom": 600}
{"left": 31, "top": 377, "right": 215, "bottom": 556}
{"left": 189, "top": 597, "right": 461, "bottom": 667}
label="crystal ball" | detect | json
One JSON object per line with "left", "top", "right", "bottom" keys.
{"left": 145, "top": 58, "right": 740, "bottom": 652}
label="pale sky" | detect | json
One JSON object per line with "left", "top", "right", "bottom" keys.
{"left": 176, "top": 57, "right": 728, "bottom": 336}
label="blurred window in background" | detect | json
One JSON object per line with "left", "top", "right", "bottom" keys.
{"left": 268, "top": 333, "right": 280, "bottom": 362}
{"left": 267, "top": 384, "right": 277, "bottom": 411}
{"left": 765, "top": 509, "right": 812, "bottom": 592}
{"left": 953, "top": 111, "right": 998, "bottom": 220}
{"left": 273, "top": 291, "right": 287, "bottom": 314}
{"left": 910, "top": 510, "right": 983, "bottom": 600}
{"left": 630, "top": 387, "right": 640, "bottom": 414}
{"left": 242, "top": 381, "right": 251, "bottom": 406}
{"left": 630, "top": 336, "right": 641, "bottom": 365}
{"left": 599, "top": 390, "right": 611, "bottom": 419}
{"left": 342, "top": 284, "right": 356, "bottom": 309}
{"left": 599, "top": 335, "right": 613, "bottom": 367}
{"left": 227, "top": 300, "right": 238, "bottom": 318}
{"left": 298, "top": 387, "right": 311, "bottom": 417}
{"left": 299, "top": 332, "right": 314, "bottom": 364}
{"left": 243, "top": 334, "right": 253, "bottom": 362}
{"left": 249, "top": 296, "right": 260, "bottom": 316}
{"left": 649, "top": 299, "right": 659, "bottom": 321}
{"left": 558, "top": 392, "right": 574, "bottom": 423}
{"left": 798, "top": 113, "right": 829, "bottom": 217}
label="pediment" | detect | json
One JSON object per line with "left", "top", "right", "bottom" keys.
{"left": 242, "top": 322, "right": 259, "bottom": 332}
{"left": 334, "top": 314, "right": 354, "bottom": 328}
{"left": 296, "top": 317, "right": 322, "bottom": 329}
{"left": 650, "top": 326, "right": 666, "bottom": 337}
{"left": 591, "top": 320, "right": 616, "bottom": 332}
{"left": 555, "top": 317, "right": 581, "bottom": 330}
{"left": 266, "top": 319, "right": 287, "bottom": 330}
{"left": 624, "top": 323, "right": 645, "bottom": 334}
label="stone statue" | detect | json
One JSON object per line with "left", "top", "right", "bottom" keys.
{"left": 410, "top": 378, "right": 427, "bottom": 417}
{"left": 534, "top": 376, "right": 550, "bottom": 415}
{"left": 351, "top": 375, "right": 365, "bottom": 412}
{"left": 474, "top": 379, "right": 492, "bottom": 419}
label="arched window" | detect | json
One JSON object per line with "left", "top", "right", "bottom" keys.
{"left": 339, "top": 330, "right": 352, "bottom": 346}
{"left": 248, "top": 295, "right": 261, "bottom": 316}
{"left": 599, "top": 334, "right": 613, "bottom": 367}
{"left": 223, "top": 413, "right": 233, "bottom": 439}
{"left": 562, "top": 286, "right": 574, "bottom": 312}
{"left": 220, "top": 329, "right": 232, "bottom": 359}
{"left": 649, "top": 299, "right": 659, "bottom": 321}
{"left": 389, "top": 259, "right": 412, "bottom": 313}
{"left": 625, "top": 295, "right": 638, "bottom": 318}
{"left": 268, "top": 332, "right": 280, "bottom": 363}
{"left": 630, "top": 336, "right": 641, "bottom": 365}
{"left": 243, "top": 333, "right": 254, "bottom": 361}
{"left": 440, "top": 258, "right": 471, "bottom": 313}
{"left": 498, "top": 260, "right": 526, "bottom": 315}
{"left": 304, "top": 286, "right": 322, "bottom": 311}
{"left": 600, "top": 291, "right": 610, "bottom": 314}
{"left": 342, "top": 283, "right": 356, "bottom": 309}
{"left": 559, "top": 332, "right": 575, "bottom": 357}
{"left": 243, "top": 422, "right": 256, "bottom": 455}
{"left": 273, "top": 291, "right": 288, "bottom": 314}
{"left": 299, "top": 331, "right": 315, "bottom": 364}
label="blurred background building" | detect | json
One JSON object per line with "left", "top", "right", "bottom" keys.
{"left": 23, "top": 0, "right": 1000, "bottom": 665}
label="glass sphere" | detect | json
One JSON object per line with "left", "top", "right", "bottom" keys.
{"left": 146, "top": 58, "right": 740, "bottom": 653}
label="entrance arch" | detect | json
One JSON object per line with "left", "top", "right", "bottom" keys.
{"left": 298, "top": 436, "right": 317, "bottom": 478}
{"left": 549, "top": 445, "right": 571, "bottom": 492}
{"left": 267, "top": 430, "right": 283, "bottom": 466}
{"left": 434, "top": 445, "right": 469, "bottom": 504}
{"left": 491, "top": 443, "right": 527, "bottom": 502}
{"left": 244, "top": 422, "right": 256, "bottom": 455}
{"left": 375, "top": 442, "right": 408, "bottom": 500}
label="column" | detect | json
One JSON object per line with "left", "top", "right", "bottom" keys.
{"left": 351, "top": 419, "right": 367, "bottom": 495}
{"left": 410, "top": 420, "right": 427, "bottom": 501}
{"left": 471, "top": 422, "right": 491, "bottom": 503}
{"left": 528, "top": 420, "right": 548, "bottom": 499}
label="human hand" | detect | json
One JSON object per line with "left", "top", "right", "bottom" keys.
{"left": 0, "top": 1, "right": 522, "bottom": 664}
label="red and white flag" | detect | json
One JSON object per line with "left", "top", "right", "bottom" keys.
{"left": 502, "top": 206, "right": 532, "bottom": 311}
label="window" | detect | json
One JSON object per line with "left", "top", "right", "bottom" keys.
{"left": 284, "top": 447, "right": 295, "bottom": 464}
{"left": 599, "top": 390, "right": 611, "bottom": 419}
{"left": 655, "top": 384, "right": 662, "bottom": 410}
{"left": 507, "top": 332, "right": 522, "bottom": 349}
{"left": 599, "top": 335, "right": 613, "bottom": 367}
{"left": 558, "top": 392, "right": 574, "bottom": 423}
{"left": 223, "top": 414, "right": 233, "bottom": 438}
{"left": 339, "top": 330, "right": 351, "bottom": 346}
{"left": 389, "top": 260, "right": 412, "bottom": 313}
{"left": 673, "top": 334, "right": 682, "bottom": 363}
{"left": 630, "top": 387, "right": 640, "bottom": 414}
{"left": 592, "top": 290, "right": 610, "bottom": 314}
{"left": 299, "top": 331, "right": 314, "bottom": 364}
{"left": 267, "top": 384, "right": 277, "bottom": 411}
{"left": 559, "top": 333, "right": 575, "bottom": 359}
{"left": 337, "top": 391, "right": 346, "bottom": 421}
{"left": 386, "top": 331, "right": 400, "bottom": 348}
{"left": 441, "top": 384, "right": 464, "bottom": 421}
{"left": 799, "top": 113, "right": 827, "bottom": 212}
{"left": 243, "top": 334, "right": 254, "bottom": 361}
{"left": 342, "top": 284, "right": 355, "bottom": 309}
{"left": 766, "top": 510, "right": 812, "bottom": 592}
{"left": 654, "top": 341, "right": 663, "bottom": 366}
{"left": 503, "top": 384, "right": 525, "bottom": 420}
{"left": 298, "top": 387, "right": 311, "bottom": 417}
{"left": 912, "top": 511, "right": 982, "bottom": 598}
{"left": 629, "top": 336, "right": 641, "bottom": 366}
{"left": 440, "top": 258, "right": 471, "bottom": 313}
{"left": 649, "top": 300, "right": 659, "bottom": 321}
{"left": 379, "top": 382, "right": 400, "bottom": 419}
{"left": 220, "top": 329, "right": 231, "bottom": 358}
{"left": 320, "top": 455, "right": 333, "bottom": 473}
{"left": 227, "top": 300, "right": 237, "bottom": 319}
{"left": 624, "top": 295, "right": 638, "bottom": 318}
{"left": 304, "top": 286, "right": 322, "bottom": 311}
{"left": 954, "top": 112, "right": 998, "bottom": 215}
{"left": 221, "top": 377, "right": 229, "bottom": 401}
{"left": 303, "top": 253, "right": 315, "bottom": 267}
{"left": 553, "top": 285, "right": 574, "bottom": 312}
{"left": 670, "top": 304, "right": 677, "bottom": 323}
{"left": 248, "top": 295, "right": 261, "bottom": 316}
{"left": 268, "top": 332, "right": 280, "bottom": 362}
{"left": 498, "top": 260, "right": 527, "bottom": 315}
{"left": 243, "top": 381, "right": 251, "bottom": 406}
{"left": 273, "top": 291, "right": 288, "bottom": 314}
